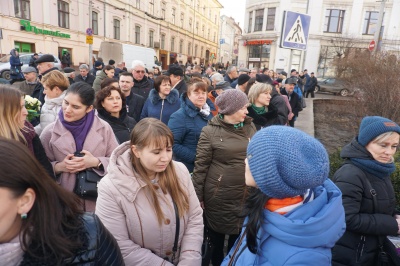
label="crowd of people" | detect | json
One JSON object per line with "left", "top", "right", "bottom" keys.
{"left": 1, "top": 48, "right": 400, "bottom": 266}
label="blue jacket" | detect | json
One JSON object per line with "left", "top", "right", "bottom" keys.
{"left": 222, "top": 179, "right": 346, "bottom": 266}
{"left": 10, "top": 49, "right": 24, "bottom": 80}
{"left": 140, "top": 88, "right": 180, "bottom": 125}
{"left": 167, "top": 94, "right": 215, "bottom": 173}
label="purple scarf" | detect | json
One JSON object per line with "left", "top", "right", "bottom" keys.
{"left": 58, "top": 109, "right": 95, "bottom": 152}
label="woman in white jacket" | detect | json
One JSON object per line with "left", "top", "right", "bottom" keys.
{"left": 34, "top": 71, "right": 69, "bottom": 135}
{"left": 96, "top": 118, "right": 204, "bottom": 266}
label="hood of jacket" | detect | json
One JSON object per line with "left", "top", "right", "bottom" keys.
{"left": 261, "top": 179, "right": 345, "bottom": 249}
{"left": 340, "top": 137, "right": 372, "bottom": 160}
{"left": 180, "top": 93, "right": 215, "bottom": 118}
{"left": 44, "top": 91, "right": 66, "bottom": 110}
{"left": 96, "top": 69, "right": 107, "bottom": 79}
{"left": 148, "top": 88, "right": 179, "bottom": 105}
{"left": 106, "top": 142, "right": 147, "bottom": 203}
{"left": 10, "top": 49, "right": 18, "bottom": 57}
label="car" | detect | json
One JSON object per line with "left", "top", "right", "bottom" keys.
{"left": 314, "top": 78, "right": 353, "bottom": 97}
{"left": 0, "top": 53, "right": 62, "bottom": 80}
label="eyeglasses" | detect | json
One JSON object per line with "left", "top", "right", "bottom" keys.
{"left": 134, "top": 70, "right": 145, "bottom": 74}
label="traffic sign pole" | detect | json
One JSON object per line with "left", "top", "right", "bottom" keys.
{"left": 88, "top": 1, "right": 93, "bottom": 70}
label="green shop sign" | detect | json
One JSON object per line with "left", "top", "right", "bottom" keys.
{"left": 20, "top": 20, "right": 71, "bottom": 39}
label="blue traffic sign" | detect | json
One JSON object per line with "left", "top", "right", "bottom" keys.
{"left": 281, "top": 11, "right": 311, "bottom": 50}
{"left": 86, "top": 28, "right": 93, "bottom": 36}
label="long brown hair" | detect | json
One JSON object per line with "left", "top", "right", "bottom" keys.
{"left": 0, "top": 138, "right": 84, "bottom": 263}
{"left": 130, "top": 118, "right": 189, "bottom": 225}
{"left": 0, "top": 85, "right": 26, "bottom": 143}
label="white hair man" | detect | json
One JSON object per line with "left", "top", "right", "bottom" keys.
{"left": 74, "top": 64, "right": 96, "bottom": 87}
{"left": 131, "top": 60, "right": 154, "bottom": 99}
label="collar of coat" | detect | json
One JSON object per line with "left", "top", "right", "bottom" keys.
{"left": 180, "top": 93, "right": 215, "bottom": 118}
{"left": 148, "top": 88, "right": 179, "bottom": 105}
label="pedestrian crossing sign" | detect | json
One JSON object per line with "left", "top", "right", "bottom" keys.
{"left": 281, "top": 11, "right": 311, "bottom": 50}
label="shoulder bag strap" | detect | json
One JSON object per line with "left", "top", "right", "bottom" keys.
{"left": 171, "top": 200, "right": 180, "bottom": 263}
{"left": 364, "top": 177, "right": 384, "bottom": 249}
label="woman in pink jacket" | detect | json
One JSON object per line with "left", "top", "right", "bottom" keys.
{"left": 40, "top": 82, "right": 118, "bottom": 212}
{"left": 96, "top": 118, "right": 204, "bottom": 265}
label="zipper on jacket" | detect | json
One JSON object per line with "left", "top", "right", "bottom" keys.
{"left": 212, "top": 175, "right": 223, "bottom": 198}
{"left": 356, "top": 235, "right": 366, "bottom": 263}
{"left": 160, "top": 99, "right": 165, "bottom": 120}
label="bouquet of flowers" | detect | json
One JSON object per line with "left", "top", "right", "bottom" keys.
{"left": 24, "top": 95, "right": 41, "bottom": 122}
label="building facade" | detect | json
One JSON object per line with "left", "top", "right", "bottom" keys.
{"left": 0, "top": 0, "right": 222, "bottom": 69}
{"left": 219, "top": 15, "right": 242, "bottom": 67}
{"left": 239, "top": 0, "right": 400, "bottom": 77}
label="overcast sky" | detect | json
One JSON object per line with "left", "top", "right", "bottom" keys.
{"left": 218, "top": 0, "right": 246, "bottom": 29}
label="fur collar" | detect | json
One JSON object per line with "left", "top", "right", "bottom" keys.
{"left": 148, "top": 88, "right": 179, "bottom": 105}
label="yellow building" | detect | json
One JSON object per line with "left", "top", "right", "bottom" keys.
{"left": 0, "top": 0, "right": 222, "bottom": 69}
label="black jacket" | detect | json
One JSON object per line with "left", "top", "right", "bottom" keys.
{"left": 173, "top": 80, "right": 188, "bottom": 96}
{"left": 126, "top": 90, "right": 145, "bottom": 122}
{"left": 332, "top": 138, "right": 399, "bottom": 266}
{"left": 20, "top": 213, "right": 124, "bottom": 265}
{"left": 246, "top": 106, "right": 278, "bottom": 130}
{"left": 97, "top": 108, "right": 136, "bottom": 144}
{"left": 74, "top": 74, "right": 96, "bottom": 87}
{"left": 132, "top": 76, "right": 154, "bottom": 99}
{"left": 269, "top": 89, "right": 289, "bottom": 125}
{"left": 280, "top": 88, "right": 302, "bottom": 116}
{"left": 32, "top": 134, "right": 55, "bottom": 180}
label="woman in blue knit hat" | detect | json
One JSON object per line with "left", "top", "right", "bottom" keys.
{"left": 222, "top": 126, "right": 346, "bottom": 266}
{"left": 332, "top": 116, "right": 400, "bottom": 265}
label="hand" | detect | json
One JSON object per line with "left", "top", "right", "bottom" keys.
{"left": 81, "top": 150, "right": 100, "bottom": 170}
{"left": 55, "top": 153, "right": 84, "bottom": 174}
{"left": 200, "top": 201, "right": 205, "bottom": 209}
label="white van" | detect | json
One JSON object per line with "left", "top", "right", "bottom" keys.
{"left": 99, "top": 42, "right": 161, "bottom": 71}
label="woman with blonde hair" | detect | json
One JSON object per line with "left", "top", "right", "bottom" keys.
{"left": 0, "top": 85, "right": 54, "bottom": 179}
{"left": 34, "top": 70, "right": 69, "bottom": 135}
{"left": 247, "top": 83, "right": 279, "bottom": 130}
{"left": 96, "top": 118, "right": 204, "bottom": 265}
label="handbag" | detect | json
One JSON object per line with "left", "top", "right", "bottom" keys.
{"left": 201, "top": 217, "right": 215, "bottom": 266}
{"left": 164, "top": 201, "right": 180, "bottom": 265}
{"left": 10, "top": 68, "right": 19, "bottom": 75}
{"left": 73, "top": 169, "right": 102, "bottom": 200}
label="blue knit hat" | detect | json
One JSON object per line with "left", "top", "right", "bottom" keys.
{"left": 358, "top": 116, "right": 400, "bottom": 146}
{"left": 247, "top": 126, "right": 329, "bottom": 198}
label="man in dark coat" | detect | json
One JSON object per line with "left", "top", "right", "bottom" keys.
{"left": 74, "top": 64, "right": 96, "bottom": 87}
{"left": 306, "top": 72, "right": 317, "bottom": 98}
{"left": 280, "top": 77, "right": 302, "bottom": 127}
{"left": 224, "top": 66, "right": 238, "bottom": 87}
{"left": 35, "top": 54, "right": 59, "bottom": 80}
{"left": 131, "top": 60, "right": 154, "bottom": 100}
{"left": 166, "top": 64, "right": 187, "bottom": 96}
{"left": 61, "top": 51, "right": 71, "bottom": 68}
{"left": 119, "top": 72, "right": 145, "bottom": 122}
{"left": 29, "top": 53, "right": 39, "bottom": 70}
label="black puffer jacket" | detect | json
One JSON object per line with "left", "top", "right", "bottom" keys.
{"left": 97, "top": 108, "right": 136, "bottom": 144}
{"left": 132, "top": 76, "right": 154, "bottom": 100}
{"left": 20, "top": 213, "right": 124, "bottom": 265}
{"left": 246, "top": 105, "right": 278, "bottom": 130}
{"left": 332, "top": 138, "right": 399, "bottom": 266}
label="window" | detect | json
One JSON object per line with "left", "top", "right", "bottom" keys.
{"left": 136, "top": 0, "right": 140, "bottom": 9}
{"left": 363, "top": 11, "right": 379, "bottom": 35}
{"left": 181, "top": 13, "right": 184, "bottom": 28}
{"left": 202, "top": 24, "right": 205, "bottom": 33}
{"left": 171, "top": 37, "right": 175, "bottom": 51}
{"left": 213, "top": 32, "right": 216, "bottom": 42}
{"left": 195, "top": 44, "right": 198, "bottom": 57}
{"left": 113, "top": 19, "right": 120, "bottom": 40}
{"left": 266, "top": 8, "right": 275, "bottom": 31}
{"left": 249, "top": 46, "right": 260, "bottom": 58}
{"left": 215, "top": 15, "right": 217, "bottom": 24}
{"left": 172, "top": 8, "right": 176, "bottom": 24}
{"left": 149, "top": 0, "right": 154, "bottom": 14}
{"left": 248, "top": 11, "right": 253, "bottom": 33}
{"left": 58, "top": 0, "right": 69, "bottom": 28}
{"left": 188, "top": 42, "right": 191, "bottom": 55}
{"left": 208, "top": 29, "right": 210, "bottom": 40}
{"left": 189, "top": 18, "right": 192, "bottom": 30}
{"left": 254, "top": 9, "right": 264, "bottom": 31}
{"left": 200, "top": 46, "right": 204, "bottom": 58}
{"left": 149, "top": 30, "right": 154, "bottom": 47}
{"left": 196, "top": 22, "right": 199, "bottom": 32}
{"left": 324, "top": 9, "right": 345, "bottom": 33}
{"left": 92, "top": 11, "right": 98, "bottom": 35}
{"left": 14, "top": 0, "right": 30, "bottom": 20}
{"left": 161, "top": 2, "right": 166, "bottom": 19}
{"left": 161, "top": 34, "right": 165, "bottom": 49}
{"left": 135, "top": 25, "right": 140, "bottom": 44}
{"left": 179, "top": 39, "right": 183, "bottom": 53}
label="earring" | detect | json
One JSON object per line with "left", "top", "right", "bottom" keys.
{"left": 21, "top": 213, "right": 28, "bottom": 219}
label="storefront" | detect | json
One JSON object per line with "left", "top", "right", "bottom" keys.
{"left": 170, "top": 52, "right": 177, "bottom": 64}
{"left": 159, "top": 49, "right": 168, "bottom": 69}
{"left": 245, "top": 40, "right": 272, "bottom": 69}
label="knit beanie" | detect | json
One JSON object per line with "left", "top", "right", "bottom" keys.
{"left": 215, "top": 89, "right": 249, "bottom": 115}
{"left": 247, "top": 126, "right": 329, "bottom": 198}
{"left": 237, "top": 74, "right": 251, "bottom": 86}
{"left": 358, "top": 116, "right": 400, "bottom": 146}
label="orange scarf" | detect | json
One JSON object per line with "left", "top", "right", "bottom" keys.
{"left": 265, "top": 196, "right": 303, "bottom": 215}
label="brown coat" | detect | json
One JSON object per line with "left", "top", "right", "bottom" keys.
{"left": 40, "top": 115, "right": 118, "bottom": 211}
{"left": 95, "top": 142, "right": 204, "bottom": 266}
{"left": 192, "top": 116, "right": 256, "bottom": 235}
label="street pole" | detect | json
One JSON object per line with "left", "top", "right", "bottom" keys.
{"left": 374, "top": 0, "right": 386, "bottom": 52}
{"left": 300, "top": 0, "right": 310, "bottom": 71}
{"left": 89, "top": 0, "right": 93, "bottom": 70}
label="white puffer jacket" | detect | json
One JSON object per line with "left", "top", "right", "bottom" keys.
{"left": 34, "top": 91, "right": 66, "bottom": 136}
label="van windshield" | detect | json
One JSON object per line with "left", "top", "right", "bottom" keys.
{"left": 0, "top": 55, "right": 11, "bottom": 63}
